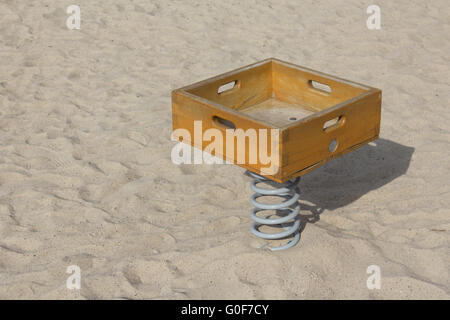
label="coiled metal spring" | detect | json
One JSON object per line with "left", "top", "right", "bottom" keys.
{"left": 248, "top": 171, "right": 301, "bottom": 251}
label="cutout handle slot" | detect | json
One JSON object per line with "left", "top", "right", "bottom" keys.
{"left": 212, "top": 115, "right": 236, "bottom": 130}
{"left": 218, "top": 80, "right": 239, "bottom": 94}
{"left": 308, "top": 80, "right": 332, "bottom": 94}
{"left": 323, "top": 115, "right": 345, "bottom": 132}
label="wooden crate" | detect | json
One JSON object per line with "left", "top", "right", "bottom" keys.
{"left": 172, "top": 58, "right": 381, "bottom": 183}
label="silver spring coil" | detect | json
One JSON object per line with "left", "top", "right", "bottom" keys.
{"left": 248, "top": 171, "right": 301, "bottom": 251}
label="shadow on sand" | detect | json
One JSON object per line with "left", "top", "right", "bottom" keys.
{"left": 297, "top": 138, "right": 415, "bottom": 230}
{"left": 247, "top": 138, "right": 415, "bottom": 245}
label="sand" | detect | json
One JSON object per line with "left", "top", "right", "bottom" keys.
{"left": 0, "top": 0, "right": 448, "bottom": 299}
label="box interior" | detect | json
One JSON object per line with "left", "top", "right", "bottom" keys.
{"left": 185, "top": 60, "right": 369, "bottom": 128}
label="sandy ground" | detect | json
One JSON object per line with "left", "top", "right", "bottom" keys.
{"left": 0, "top": 0, "right": 449, "bottom": 299}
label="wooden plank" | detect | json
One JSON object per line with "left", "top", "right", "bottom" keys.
{"left": 272, "top": 59, "right": 368, "bottom": 111}
{"left": 172, "top": 90, "right": 284, "bottom": 181}
{"left": 282, "top": 90, "right": 381, "bottom": 178}
{"left": 186, "top": 61, "right": 272, "bottom": 110}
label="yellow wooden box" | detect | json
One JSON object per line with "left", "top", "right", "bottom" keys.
{"left": 172, "top": 58, "right": 381, "bottom": 182}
